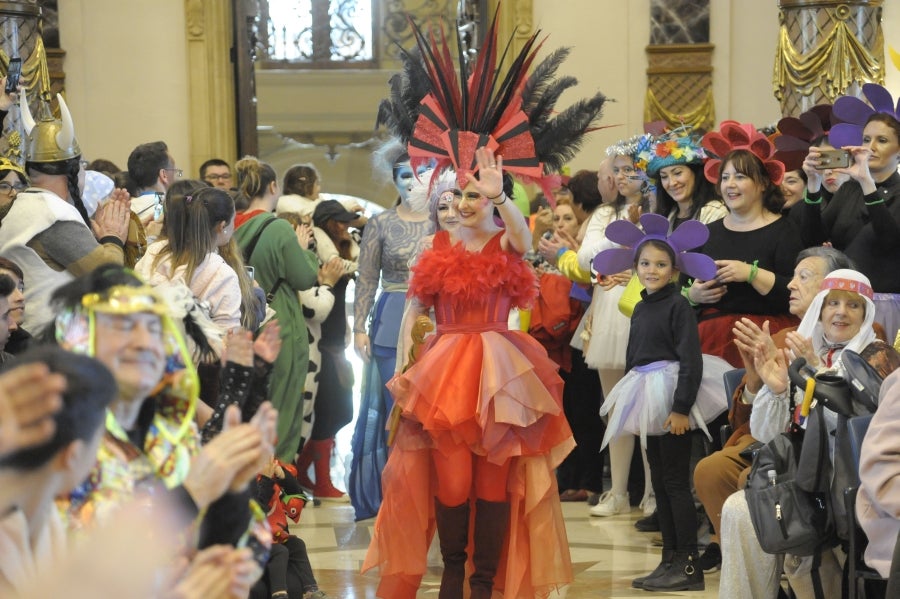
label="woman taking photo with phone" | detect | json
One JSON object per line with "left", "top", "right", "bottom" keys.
{"left": 800, "top": 84, "right": 900, "bottom": 340}
{"left": 773, "top": 104, "right": 849, "bottom": 241}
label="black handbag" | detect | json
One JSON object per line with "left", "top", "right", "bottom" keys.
{"left": 745, "top": 360, "right": 837, "bottom": 557}
{"left": 744, "top": 419, "right": 835, "bottom": 556}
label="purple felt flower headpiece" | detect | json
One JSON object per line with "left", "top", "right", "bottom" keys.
{"left": 592, "top": 213, "right": 717, "bottom": 281}
{"left": 830, "top": 83, "right": 900, "bottom": 148}
{"left": 774, "top": 104, "right": 836, "bottom": 172}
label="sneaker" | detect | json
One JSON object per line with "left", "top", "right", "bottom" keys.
{"left": 639, "top": 492, "right": 656, "bottom": 516}
{"left": 696, "top": 542, "right": 721, "bottom": 572}
{"left": 589, "top": 491, "right": 629, "bottom": 517}
{"left": 634, "top": 510, "right": 660, "bottom": 532}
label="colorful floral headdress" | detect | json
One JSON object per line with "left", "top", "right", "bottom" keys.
{"left": 701, "top": 120, "right": 785, "bottom": 185}
{"left": 774, "top": 105, "right": 836, "bottom": 172}
{"left": 606, "top": 134, "right": 646, "bottom": 160}
{"left": 375, "top": 12, "right": 607, "bottom": 199}
{"left": 592, "top": 213, "right": 717, "bottom": 281}
{"left": 829, "top": 83, "right": 900, "bottom": 148}
{"left": 642, "top": 126, "right": 706, "bottom": 178}
{"left": 609, "top": 133, "right": 655, "bottom": 191}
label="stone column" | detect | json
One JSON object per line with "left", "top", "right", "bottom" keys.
{"left": 184, "top": 0, "right": 238, "bottom": 174}
{"left": 774, "top": 0, "right": 884, "bottom": 116}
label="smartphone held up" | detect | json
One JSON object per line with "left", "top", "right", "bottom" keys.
{"left": 815, "top": 149, "right": 851, "bottom": 170}
{"left": 4, "top": 58, "right": 20, "bottom": 95}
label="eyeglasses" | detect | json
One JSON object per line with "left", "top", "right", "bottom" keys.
{"left": 0, "top": 182, "right": 25, "bottom": 195}
{"left": 163, "top": 168, "right": 183, "bottom": 179}
{"left": 204, "top": 173, "right": 232, "bottom": 182}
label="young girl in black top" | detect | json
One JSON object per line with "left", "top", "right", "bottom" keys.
{"left": 595, "top": 213, "right": 729, "bottom": 592}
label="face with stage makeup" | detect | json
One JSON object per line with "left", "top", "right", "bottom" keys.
{"left": 612, "top": 155, "right": 643, "bottom": 199}
{"left": 436, "top": 189, "right": 461, "bottom": 231}
{"left": 393, "top": 160, "right": 431, "bottom": 203}
{"left": 454, "top": 183, "right": 493, "bottom": 227}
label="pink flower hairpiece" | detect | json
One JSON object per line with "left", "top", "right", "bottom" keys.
{"left": 592, "top": 213, "right": 717, "bottom": 281}
{"left": 701, "top": 120, "right": 785, "bottom": 185}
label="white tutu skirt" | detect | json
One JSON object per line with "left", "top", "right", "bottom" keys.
{"left": 599, "top": 355, "right": 731, "bottom": 449}
{"left": 582, "top": 284, "right": 630, "bottom": 371}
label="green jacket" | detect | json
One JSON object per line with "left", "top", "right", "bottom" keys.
{"left": 235, "top": 213, "right": 319, "bottom": 460}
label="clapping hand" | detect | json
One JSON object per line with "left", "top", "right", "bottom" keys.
{"left": 253, "top": 320, "right": 282, "bottom": 364}
{"left": 0, "top": 363, "right": 65, "bottom": 459}
{"left": 318, "top": 257, "right": 343, "bottom": 287}
{"left": 733, "top": 318, "right": 775, "bottom": 392}
{"left": 784, "top": 331, "right": 820, "bottom": 370}
{"left": 754, "top": 344, "right": 791, "bottom": 396}
{"left": 91, "top": 189, "right": 131, "bottom": 242}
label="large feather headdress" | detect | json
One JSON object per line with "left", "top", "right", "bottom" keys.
{"left": 376, "top": 11, "right": 607, "bottom": 198}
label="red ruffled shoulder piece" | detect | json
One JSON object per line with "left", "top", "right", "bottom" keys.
{"left": 409, "top": 231, "right": 538, "bottom": 309}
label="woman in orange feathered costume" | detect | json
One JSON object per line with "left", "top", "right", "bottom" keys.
{"left": 360, "top": 13, "right": 607, "bottom": 597}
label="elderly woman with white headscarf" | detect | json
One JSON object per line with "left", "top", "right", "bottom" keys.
{"left": 750, "top": 269, "right": 878, "bottom": 443}
{"left": 718, "top": 269, "right": 900, "bottom": 599}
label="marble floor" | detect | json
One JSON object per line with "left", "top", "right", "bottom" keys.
{"left": 294, "top": 498, "right": 722, "bottom": 598}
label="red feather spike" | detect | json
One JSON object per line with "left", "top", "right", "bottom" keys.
{"left": 435, "top": 27, "right": 463, "bottom": 125}
{"left": 467, "top": 10, "right": 501, "bottom": 128}
{"left": 485, "top": 31, "right": 542, "bottom": 131}
{"left": 411, "top": 21, "right": 457, "bottom": 128}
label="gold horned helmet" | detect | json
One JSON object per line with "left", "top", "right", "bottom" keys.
{"left": 19, "top": 90, "right": 81, "bottom": 163}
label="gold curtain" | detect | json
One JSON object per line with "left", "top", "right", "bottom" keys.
{"left": 644, "top": 43, "right": 715, "bottom": 132}
{"left": 774, "top": 0, "right": 884, "bottom": 116}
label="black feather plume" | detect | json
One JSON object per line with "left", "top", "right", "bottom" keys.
{"left": 528, "top": 75, "right": 578, "bottom": 131}
{"left": 534, "top": 92, "right": 608, "bottom": 172}
{"left": 521, "top": 47, "right": 571, "bottom": 114}
{"left": 374, "top": 44, "right": 431, "bottom": 142}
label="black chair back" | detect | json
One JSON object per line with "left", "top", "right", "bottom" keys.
{"left": 845, "top": 413, "right": 884, "bottom": 599}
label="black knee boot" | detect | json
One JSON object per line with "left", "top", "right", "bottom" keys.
{"left": 469, "top": 499, "right": 510, "bottom": 599}
{"left": 642, "top": 551, "right": 705, "bottom": 592}
{"left": 434, "top": 499, "right": 470, "bottom": 599}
